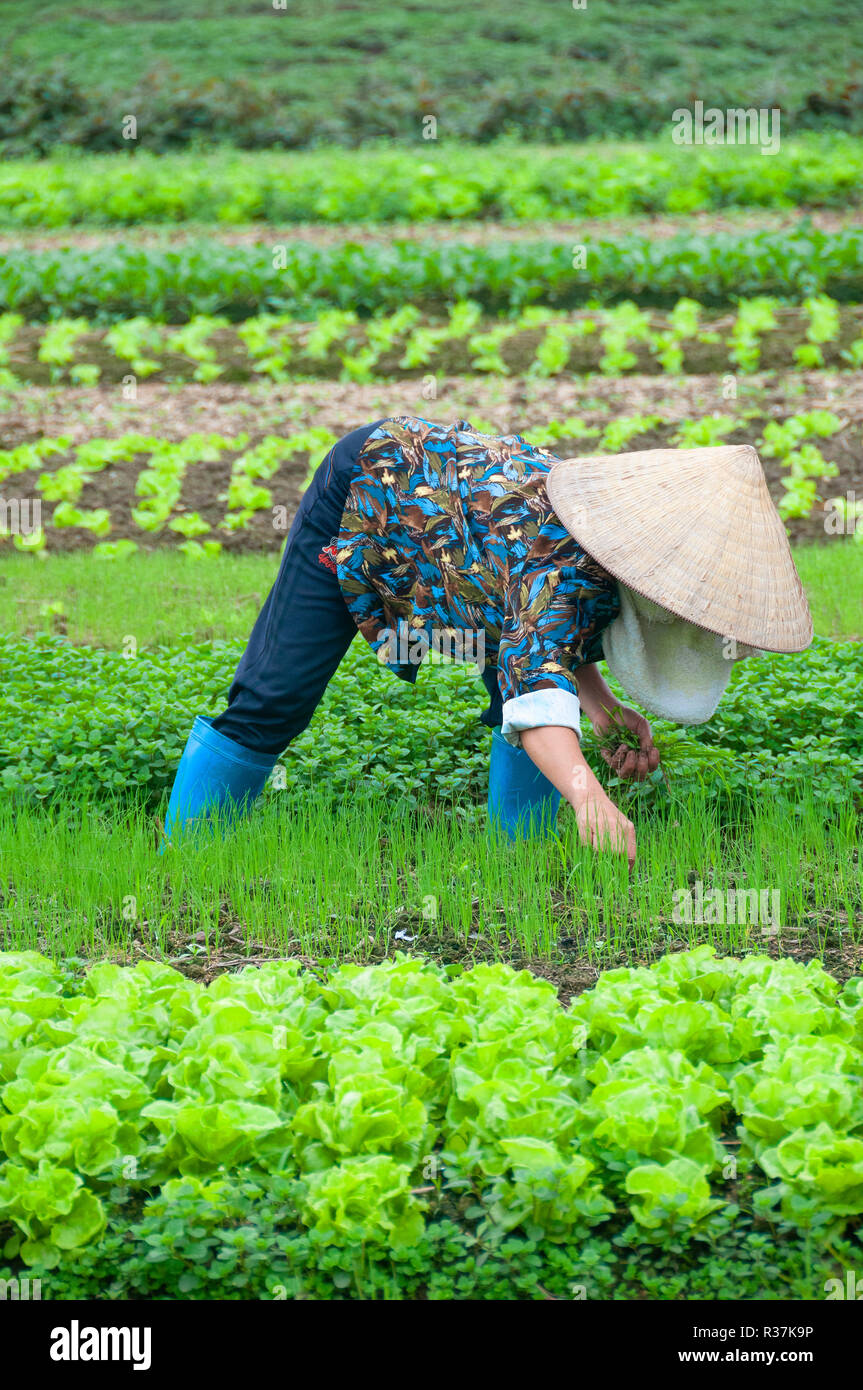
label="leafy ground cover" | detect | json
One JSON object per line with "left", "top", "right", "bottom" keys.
{"left": 3, "top": 226, "right": 862, "bottom": 321}
{"left": 1, "top": 945, "right": 862, "bottom": 1299}
{"left": 1, "top": 141, "right": 861, "bottom": 226}
{"left": 1, "top": 625, "right": 861, "bottom": 813}
{"left": 7, "top": 1171, "right": 857, "bottom": 1301}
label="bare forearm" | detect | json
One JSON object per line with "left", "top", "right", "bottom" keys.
{"left": 518, "top": 724, "right": 605, "bottom": 811}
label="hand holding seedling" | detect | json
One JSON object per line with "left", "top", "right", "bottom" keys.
{"left": 573, "top": 665, "right": 660, "bottom": 781}
{"left": 593, "top": 704, "right": 660, "bottom": 782}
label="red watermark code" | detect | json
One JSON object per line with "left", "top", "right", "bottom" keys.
{"left": 317, "top": 542, "right": 338, "bottom": 573}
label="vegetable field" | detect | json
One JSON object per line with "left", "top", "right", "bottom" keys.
{"left": 3, "top": 0, "right": 862, "bottom": 153}
{"left": 3, "top": 945, "right": 863, "bottom": 1299}
{"left": 2, "top": 110, "right": 862, "bottom": 1304}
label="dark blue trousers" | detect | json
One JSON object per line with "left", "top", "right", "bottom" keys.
{"left": 212, "top": 422, "right": 503, "bottom": 756}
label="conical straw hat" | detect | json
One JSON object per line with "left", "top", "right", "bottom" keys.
{"left": 545, "top": 444, "right": 812, "bottom": 653}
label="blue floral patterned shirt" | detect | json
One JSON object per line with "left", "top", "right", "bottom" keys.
{"left": 332, "top": 417, "right": 620, "bottom": 745}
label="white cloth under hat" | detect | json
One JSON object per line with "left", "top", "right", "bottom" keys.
{"left": 602, "top": 583, "right": 762, "bottom": 725}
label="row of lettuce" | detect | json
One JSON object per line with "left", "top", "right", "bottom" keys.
{"left": 2, "top": 228, "right": 862, "bottom": 321}
{"left": 2, "top": 298, "right": 862, "bottom": 386}
{"left": 0, "top": 945, "right": 861, "bottom": 1296}
{"left": 1, "top": 141, "right": 861, "bottom": 224}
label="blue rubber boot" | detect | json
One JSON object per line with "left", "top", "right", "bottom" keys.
{"left": 161, "top": 716, "right": 278, "bottom": 848}
{"left": 487, "top": 728, "right": 562, "bottom": 840}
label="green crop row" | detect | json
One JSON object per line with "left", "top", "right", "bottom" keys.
{"left": 0, "top": 429, "right": 338, "bottom": 551}
{"left": 3, "top": 298, "right": 861, "bottom": 387}
{"left": 2, "top": 140, "right": 861, "bottom": 226}
{"left": 3, "top": 226, "right": 862, "bottom": 322}
{"left": 0, "top": 410, "right": 850, "bottom": 557}
{"left": 2, "top": 943, "right": 863, "bottom": 1281}
{"left": 1, "top": 632, "right": 861, "bottom": 810}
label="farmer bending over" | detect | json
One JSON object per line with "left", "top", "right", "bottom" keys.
{"left": 162, "top": 417, "right": 812, "bottom": 864}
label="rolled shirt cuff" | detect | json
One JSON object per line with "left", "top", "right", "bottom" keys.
{"left": 500, "top": 688, "right": 582, "bottom": 748}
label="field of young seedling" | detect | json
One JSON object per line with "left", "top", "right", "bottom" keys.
{"left": 1, "top": 108, "right": 863, "bottom": 1305}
